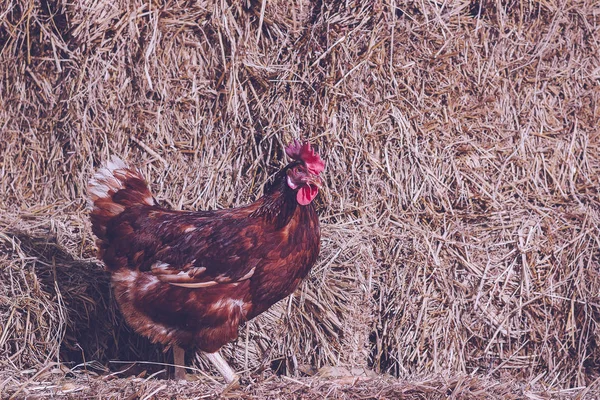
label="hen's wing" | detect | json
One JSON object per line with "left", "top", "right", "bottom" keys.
{"left": 101, "top": 205, "right": 264, "bottom": 288}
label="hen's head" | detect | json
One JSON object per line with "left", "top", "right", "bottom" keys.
{"left": 284, "top": 140, "right": 325, "bottom": 205}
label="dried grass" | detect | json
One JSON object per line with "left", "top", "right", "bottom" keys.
{"left": 1, "top": 0, "right": 599, "bottom": 396}
{"left": 2, "top": 369, "right": 592, "bottom": 399}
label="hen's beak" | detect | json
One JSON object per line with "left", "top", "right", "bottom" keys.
{"left": 303, "top": 173, "right": 323, "bottom": 189}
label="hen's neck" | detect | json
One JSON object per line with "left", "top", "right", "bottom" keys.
{"left": 252, "top": 175, "right": 300, "bottom": 228}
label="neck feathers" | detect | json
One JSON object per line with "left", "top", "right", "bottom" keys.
{"left": 251, "top": 171, "right": 299, "bottom": 228}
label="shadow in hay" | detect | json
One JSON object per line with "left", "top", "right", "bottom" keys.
{"left": 13, "top": 232, "right": 167, "bottom": 376}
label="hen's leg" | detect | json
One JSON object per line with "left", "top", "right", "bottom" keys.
{"left": 173, "top": 345, "right": 186, "bottom": 380}
{"left": 203, "top": 351, "right": 239, "bottom": 385}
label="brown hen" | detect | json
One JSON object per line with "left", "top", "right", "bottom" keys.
{"left": 87, "top": 141, "right": 324, "bottom": 384}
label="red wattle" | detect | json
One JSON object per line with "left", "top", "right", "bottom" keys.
{"left": 297, "top": 185, "right": 318, "bottom": 205}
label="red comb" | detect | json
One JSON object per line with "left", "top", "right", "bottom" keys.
{"left": 285, "top": 140, "right": 325, "bottom": 175}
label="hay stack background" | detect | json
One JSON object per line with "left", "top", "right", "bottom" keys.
{"left": 1, "top": 0, "right": 599, "bottom": 392}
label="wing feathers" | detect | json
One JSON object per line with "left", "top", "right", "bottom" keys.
{"left": 168, "top": 281, "right": 220, "bottom": 288}
{"left": 150, "top": 260, "right": 256, "bottom": 289}
{"left": 103, "top": 208, "right": 261, "bottom": 287}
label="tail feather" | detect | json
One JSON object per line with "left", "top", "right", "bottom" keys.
{"left": 88, "top": 156, "right": 155, "bottom": 239}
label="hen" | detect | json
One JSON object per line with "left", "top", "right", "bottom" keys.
{"left": 87, "top": 141, "right": 325, "bottom": 384}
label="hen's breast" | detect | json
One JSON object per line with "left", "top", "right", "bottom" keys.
{"left": 246, "top": 204, "right": 320, "bottom": 319}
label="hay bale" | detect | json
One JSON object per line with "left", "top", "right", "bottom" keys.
{"left": 0, "top": 371, "right": 547, "bottom": 399}
{"left": 0, "top": 0, "right": 599, "bottom": 390}
{"left": 0, "top": 232, "right": 65, "bottom": 370}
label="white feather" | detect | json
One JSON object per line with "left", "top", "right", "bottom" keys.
{"left": 87, "top": 156, "right": 130, "bottom": 206}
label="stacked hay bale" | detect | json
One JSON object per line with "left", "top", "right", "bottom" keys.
{"left": 1, "top": 0, "right": 598, "bottom": 388}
